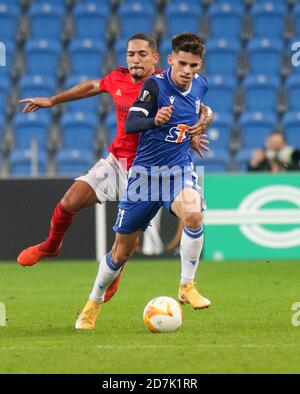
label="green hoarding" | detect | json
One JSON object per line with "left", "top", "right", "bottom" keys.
{"left": 203, "top": 173, "right": 300, "bottom": 260}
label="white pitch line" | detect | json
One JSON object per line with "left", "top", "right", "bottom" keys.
{"left": 0, "top": 344, "right": 298, "bottom": 351}
{"left": 96, "top": 344, "right": 298, "bottom": 350}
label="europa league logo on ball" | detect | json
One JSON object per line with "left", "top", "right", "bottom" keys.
{"left": 0, "top": 42, "right": 6, "bottom": 67}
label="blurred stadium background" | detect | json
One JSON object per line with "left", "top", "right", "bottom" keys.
{"left": 0, "top": 0, "right": 299, "bottom": 175}
{"left": 0, "top": 0, "right": 299, "bottom": 262}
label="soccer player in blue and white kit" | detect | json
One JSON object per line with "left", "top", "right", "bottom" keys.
{"left": 76, "top": 33, "right": 211, "bottom": 329}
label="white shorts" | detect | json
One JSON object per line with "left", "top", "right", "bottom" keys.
{"left": 76, "top": 154, "right": 128, "bottom": 203}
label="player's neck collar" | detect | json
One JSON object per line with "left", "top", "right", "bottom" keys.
{"left": 167, "top": 68, "right": 193, "bottom": 97}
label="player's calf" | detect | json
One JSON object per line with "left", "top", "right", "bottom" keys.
{"left": 61, "top": 180, "right": 98, "bottom": 212}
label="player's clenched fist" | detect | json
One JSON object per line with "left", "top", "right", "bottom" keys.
{"left": 155, "top": 105, "right": 174, "bottom": 126}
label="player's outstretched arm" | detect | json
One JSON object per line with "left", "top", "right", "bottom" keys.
{"left": 188, "top": 104, "right": 213, "bottom": 138}
{"left": 19, "top": 80, "right": 102, "bottom": 113}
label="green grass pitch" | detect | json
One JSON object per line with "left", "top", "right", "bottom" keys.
{"left": 0, "top": 260, "right": 300, "bottom": 374}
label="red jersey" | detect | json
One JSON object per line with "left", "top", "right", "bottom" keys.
{"left": 99, "top": 67, "right": 162, "bottom": 170}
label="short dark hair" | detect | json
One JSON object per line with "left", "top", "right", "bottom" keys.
{"left": 128, "top": 33, "right": 158, "bottom": 52}
{"left": 172, "top": 32, "right": 205, "bottom": 58}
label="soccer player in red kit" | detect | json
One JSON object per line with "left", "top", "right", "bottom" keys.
{"left": 17, "top": 34, "right": 212, "bottom": 304}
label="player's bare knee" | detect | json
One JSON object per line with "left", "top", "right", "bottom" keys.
{"left": 183, "top": 212, "right": 202, "bottom": 229}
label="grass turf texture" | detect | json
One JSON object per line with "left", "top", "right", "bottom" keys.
{"left": 0, "top": 260, "right": 300, "bottom": 374}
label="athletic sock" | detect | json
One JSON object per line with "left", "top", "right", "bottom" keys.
{"left": 180, "top": 226, "right": 204, "bottom": 286}
{"left": 40, "top": 202, "right": 76, "bottom": 253}
{"left": 89, "top": 252, "right": 124, "bottom": 303}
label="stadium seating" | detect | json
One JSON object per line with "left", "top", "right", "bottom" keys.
{"left": 286, "top": 75, "right": 300, "bottom": 111}
{"left": 0, "top": 3, "right": 20, "bottom": 42}
{"left": 205, "top": 39, "right": 240, "bottom": 76}
{"left": 0, "top": 113, "right": 5, "bottom": 142}
{"left": 19, "top": 75, "right": 56, "bottom": 100}
{"left": 114, "top": 39, "right": 128, "bottom": 67}
{"left": 240, "top": 112, "right": 277, "bottom": 148}
{"left": 193, "top": 149, "right": 229, "bottom": 173}
{"left": 289, "top": 37, "right": 300, "bottom": 74}
{"left": 105, "top": 111, "right": 117, "bottom": 146}
{"left": 13, "top": 112, "right": 51, "bottom": 149}
{"left": 122, "top": 0, "right": 156, "bottom": 10}
{"left": 69, "top": 40, "right": 106, "bottom": 77}
{"left": 214, "top": 0, "right": 245, "bottom": 4}
{"left": 159, "top": 39, "right": 172, "bottom": 70}
{"left": 118, "top": 3, "right": 155, "bottom": 38}
{"left": 25, "top": 39, "right": 62, "bottom": 76}
{"left": 205, "top": 75, "right": 236, "bottom": 113}
{"left": 0, "top": 79, "right": 9, "bottom": 115}
{"left": 171, "top": 0, "right": 200, "bottom": 5}
{"left": 1, "top": 0, "right": 299, "bottom": 176}
{"left": 10, "top": 148, "right": 47, "bottom": 176}
{"left": 36, "top": 0, "right": 66, "bottom": 5}
{"left": 257, "top": 0, "right": 289, "bottom": 4}
{"left": 60, "top": 112, "right": 98, "bottom": 150}
{"left": 295, "top": 4, "right": 300, "bottom": 36}
{"left": 0, "top": 41, "right": 15, "bottom": 73}
{"left": 248, "top": 38, "right": 283, "bottom": 76}
{"left": 165, "top": 3, "right": 201, "bottom": 37}
{"left": 206, "top": 112, "right": 233, "bottom": 150}
{"left": 251, "top": 3, "right": 287, "bottom": 39}
{"left": 0, "top": 0, "right": 21, "bottom": 5}
{"left": 236, "top": 148, "right": 255, "bottom": 172}
{"left": 56, "top": 149, "right": 95, "bottom": 176}
{"left": 74, "top": 3, "right": 110, "bottom": 41}
{"left": 29, "top": 3, "right": 64, "bottom": 40}
{"left": 79, "top": 0, "right": 111, "bottom": 4}
{"left": 243, "top": 74, "right": 280, "bottom": 112}
{"left": 283, "top": 111, "right": 300, "bottom": 148}
{"left": 64, "top": 75, "right": 100, "bottom": 113}
{"left": 209, "top": 3, "right": 243, "bottom": 40}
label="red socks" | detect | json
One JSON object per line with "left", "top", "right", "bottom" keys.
{"left": 40, "top": 202, "right": 76, "bottom": 254}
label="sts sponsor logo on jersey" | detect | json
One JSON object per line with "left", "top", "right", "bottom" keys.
{"left": 165, "top": 124, "right": 189, "bottom": 144}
